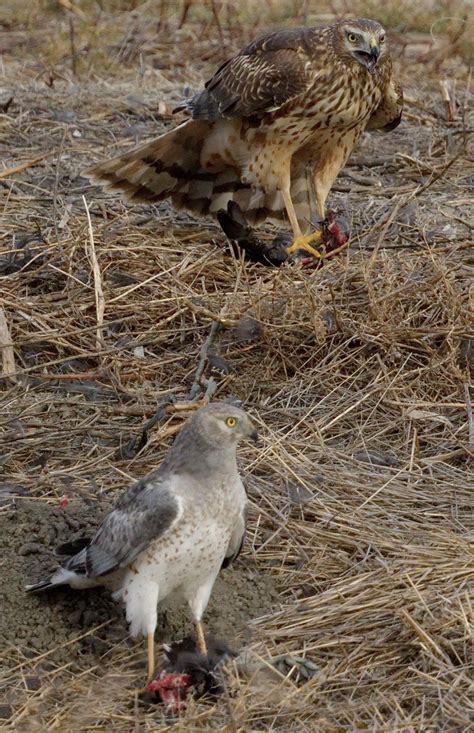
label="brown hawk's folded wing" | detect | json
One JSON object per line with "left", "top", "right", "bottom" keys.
{"left": 187, "top": 27, "right": 316, "bottom": 120}
{"left": 365, "top": 78, "right": 403, "bottom": 132}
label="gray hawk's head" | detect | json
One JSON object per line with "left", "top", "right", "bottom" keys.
{"left": 193, "top": 402, "right": 259, "bottom": 447}
{"left": 161, "top": 401, "right": 259, "bottom": 476}
{"left": 333, "top": 19, "right": 388, "bottom": 73}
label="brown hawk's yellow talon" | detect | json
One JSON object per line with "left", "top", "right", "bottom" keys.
{"left": 286, "top": 231, "right": 322, "bottom": 258}
{"left": 85, "top": 20, "right": 401, "bottom": 265}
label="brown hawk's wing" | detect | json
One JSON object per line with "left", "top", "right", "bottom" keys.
{"left": 187, "top": 27, "right": 316, "bottom": 121}
{"left": 365, "top": 78, "right": 403, "bottom": 132}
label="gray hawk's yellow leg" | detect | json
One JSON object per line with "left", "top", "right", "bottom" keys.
{"left": 147, "top": 631, "right": 155, "bottom": 681}
{"left": 131, "top": 632, "right": 156, "bottom": 695}
{"left": 194, "top": 620, "right": 208, "bottom": 656}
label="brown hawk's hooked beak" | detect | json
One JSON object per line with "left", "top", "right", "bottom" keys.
{"left": 355, "top": 36, "right": 380, "bottom": 73}
{"left": 368, "top": 36, "right": 380, "bottom": 60}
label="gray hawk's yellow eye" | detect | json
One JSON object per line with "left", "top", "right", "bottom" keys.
{"left": 226, "top": 416, "right": 237, "bottom": 428}
{"left": 347, "top": 33, "right": 358, "bottom": 43}
{"left": 380, "top": 35, "right": 386, "bottom": 44}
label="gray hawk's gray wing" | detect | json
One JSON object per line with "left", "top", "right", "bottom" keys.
{"left": 64, "top": 472, "right": 181, "bottom": 579}
{"left": 221, "top": 504, "right": 247, "bottom": 569}
{"left": 187, "top": 27, "right": 316, "bottom": 121}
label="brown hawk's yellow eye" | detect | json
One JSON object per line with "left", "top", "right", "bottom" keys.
{"left": 347, "top": 33, "right": 358, "bottom": 43}
{"left": 226, "top": 416, "right": 237, "bottom": 428}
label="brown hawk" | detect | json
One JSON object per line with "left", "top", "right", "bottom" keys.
{"left": 85, "top": 18, "right": 402, "bottom": 259}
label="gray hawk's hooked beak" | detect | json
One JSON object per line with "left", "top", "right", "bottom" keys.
{"left": 249, "top": 428, "right": 260, "bottom": 445}
{"left": 248, "top": 428, "right": 261, "bottom": 445}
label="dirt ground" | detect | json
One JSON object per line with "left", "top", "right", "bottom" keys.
{"left": 1, "top": 499, "right": 278, "bottom": 656}
{"left": 0, "top": 1, "right": 473, "bottom": 731}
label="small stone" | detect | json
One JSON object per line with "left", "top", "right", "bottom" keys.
{"left": 18, "top": 542, "right": 43, "bottom": 556}
{"left": 353, "top": 449, "right": 399, "bottom": 467}
{"left": 0, "top": 705, "right": 13, "bottom": 719}
{"left": 233, "top": 315, "right": 262, "bottom": 342}
{"left": 286, "top": 483, "right": 315, "bottom": 505}
{"left": 25, "top": 676, "right": 41, "bottom": 691}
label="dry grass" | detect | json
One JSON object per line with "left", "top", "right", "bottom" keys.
{"left": 1, "top": 1, "right": 473, "bottom": 730}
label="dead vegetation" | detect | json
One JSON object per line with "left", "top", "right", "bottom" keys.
{"left": 0, "top": 1, "right": 473, "bottom": 730}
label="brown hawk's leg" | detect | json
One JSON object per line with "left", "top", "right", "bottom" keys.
{"left": 308, "top": 138, "right": 355, "bottom": 252}
{"left": 281, "top": 186, "right": 322, "bottom": 259}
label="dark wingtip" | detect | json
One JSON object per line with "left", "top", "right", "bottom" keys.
{"left": 55, "top": 537, "right": 90, "bottom": 557}
{"left": 25, "top": 579, "right": 54, "bottom": 593}
{"left": 381, "top": 111, "right": 402, "bottom": 132}
{"left": 217, "top": 202, "right": 288, "bottom": 267}
{"left": 217, "top": 206, "right": 251, "bottom": 241}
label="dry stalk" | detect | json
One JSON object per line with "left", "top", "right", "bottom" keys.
{"left": 0, "top": 306, "right": 16, "bottom": 381}
{"left": 439, "top": 79, "right": 455, "bottom": 122}
{"left": 83, "top": 195, "right": 105, "bottom": 356}
{"left": 0, "top": 154, "right": 49, "bottom": 180}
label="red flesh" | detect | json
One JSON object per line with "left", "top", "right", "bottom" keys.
{"left": 147, "top": 671, "right": 192, "bottom": 711}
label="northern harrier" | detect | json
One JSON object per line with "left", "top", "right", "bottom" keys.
{"left": 85, "top": 18, "right": 402, "bottom": 259}
{"left": 26, "top": 403, "right": 258, "bottom": 684}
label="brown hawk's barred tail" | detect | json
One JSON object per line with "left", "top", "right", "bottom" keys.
{"left": 84, "top": 118, "right": 312, "bottom": 229}
{"left": 84, "top": 119, "right": 218, "bottom": 214}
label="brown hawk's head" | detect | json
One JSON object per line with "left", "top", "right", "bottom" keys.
{"left": 332, "top": 19, "right": 388, "bottom": 74}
